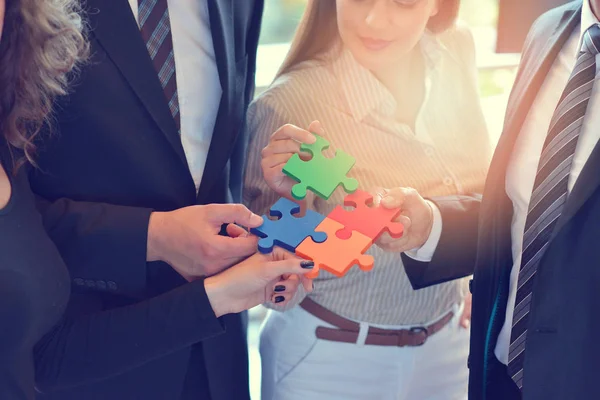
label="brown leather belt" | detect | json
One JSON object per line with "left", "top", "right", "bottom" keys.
{"left": 299, "top": 297, "right": 454, "bottom": 347}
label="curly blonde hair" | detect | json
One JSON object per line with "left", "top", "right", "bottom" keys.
{"left": 0, "top": 0, "right": 88, "bottom": 168}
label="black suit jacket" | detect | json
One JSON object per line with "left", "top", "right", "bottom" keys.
{"left": 404, "top": 2, "right": 600, "bottom": 399}
{"left": 30, "top": 1, "right": 263, "bottom": 399}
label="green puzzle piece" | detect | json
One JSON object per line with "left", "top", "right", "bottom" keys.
{"left": 283, "top": 134, "right": 359, "bottom": 200}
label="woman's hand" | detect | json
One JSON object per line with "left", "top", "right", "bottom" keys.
{"left": 260, "top": 120, "right": 323, "bottom": 203}
{"left": 204, "top": 248, "right": 315, "bottom": 317}
{"left": 459, "top": 293, "right": 472, "bottom": 329}
{"left": 373, "top": 187, "right": 434, "bottom": 253}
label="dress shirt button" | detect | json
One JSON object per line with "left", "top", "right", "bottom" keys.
{"left": 96, "top": 280, "right": 107, "bottom": 291}
{"left": 73, "top": 278, "right": 84, "bottom": 286}
{"left": 85, "top": 279, "right": 96, "bottom": 288}
{"left": 443, "top": 177, "right": 454, "bottom": 186}
{"left": 107, "top": 281, "right": 118, "bottom": 291}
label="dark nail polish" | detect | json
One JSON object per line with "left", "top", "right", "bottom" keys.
{"left": 275, "top": 296, "right": 285, "bottom": 303}
{"left": 301, "top": 261, "right": 314, "bottom": 269}
{"left": 274, "top": 285, "right": 286, "bottom": 292}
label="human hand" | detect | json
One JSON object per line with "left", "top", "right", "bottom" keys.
{"left": 204, "top": 248, "right": 315, "bottom": 317}
{"left": 374, "top": 187, "right": 433, "bottom": 253}
{"left": 460, "top": 293, "right": 472, "bottom": 329}
{"left": 147, "top": 204, "right": 262, "bottom": 280}
{"left": 260, "top": 120, "right": 325, "bottom": 205}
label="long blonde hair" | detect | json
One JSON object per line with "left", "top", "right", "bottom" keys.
{"left": 275, "top": 0, "right": 460, "bottom": 81}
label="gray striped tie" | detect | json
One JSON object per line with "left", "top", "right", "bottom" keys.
{"left": 138, "top": 0, "right": 180, "bottom": 131}
{"left": 507, "top": 24, "right": 600, "bottom": 389}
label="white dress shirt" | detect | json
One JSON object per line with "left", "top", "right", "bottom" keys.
{"left": 409, "top": 0, "right": 600, "bottom": 364}
{"left": 128, "top": 0, "right": 221, "bottom": 190}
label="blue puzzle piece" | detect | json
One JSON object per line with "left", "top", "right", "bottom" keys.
{"left": 250, "top": 198, "right": 328, "bottom": 254}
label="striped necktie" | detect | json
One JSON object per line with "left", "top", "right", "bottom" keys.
{"left": 507, "top": 24, "right": 600, "bottom": 389}
{"left": 138, "top": 0, "right": 180, "bottom": 131}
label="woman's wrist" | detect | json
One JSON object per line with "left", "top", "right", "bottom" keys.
{"left": 204, "top": 275, "right": 230, "bottom": 318}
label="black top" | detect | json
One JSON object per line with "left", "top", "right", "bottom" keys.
{"left": 0, "top": 163, "right": 224, "bottom": 400}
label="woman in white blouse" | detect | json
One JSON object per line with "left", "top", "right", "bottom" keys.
{"left": 244, "top": 0, "right": 491, "bottom": 398}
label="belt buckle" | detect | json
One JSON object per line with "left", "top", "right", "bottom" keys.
{"left": 409, "top": 327, "right": 429, "bottom": 346}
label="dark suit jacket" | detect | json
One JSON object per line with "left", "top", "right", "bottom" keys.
{"left": 30, "top": 1, "right": 263, "bottom": 399}
{"left": 403, "top": 2, "right": 600, "bottom": 399}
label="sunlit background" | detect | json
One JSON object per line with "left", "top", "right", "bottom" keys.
{"left": 248, "top": 0, "right": 519, "bottom": 398}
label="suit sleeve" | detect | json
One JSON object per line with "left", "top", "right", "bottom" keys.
{"left": 34, "top": 278, "right": 224, "bottom": 392}
{"left": 35, "top": 195, "right": 153, "bottom": 298}
{"left": 402, "top": 194, "right": 482, "bottom": 289}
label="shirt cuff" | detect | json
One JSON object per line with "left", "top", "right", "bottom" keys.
{"left": 404, "top": 200, "right": 443, "bottom": 262}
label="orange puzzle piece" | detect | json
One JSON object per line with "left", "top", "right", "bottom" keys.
{"left": 296, "top": 218, "right": 374, "bottom": 279}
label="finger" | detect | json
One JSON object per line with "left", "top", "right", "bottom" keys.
{"left": 272, "top": 278, "right": 300, "bottom": 296}
{"left": 261, "top": 140, "right": 302, "bottom": 158}
{"left": 226, "top": 223, "right": 249, "bottom": 238}
{"left": 370, "top": 187, "right": 389, "bottom": 206}
{"left": 208, "top": 203, "right": 263, "bottom": 228}
{"left": 271, "top": 124, "right": 317, "bottom": 144}
{"left": 270, "top": 293, "right": 291, "bottom": 305}
{"left": 215, "top": 234, "right": 259, "bottom": 259}
{"left": 380, "top": 187, "right": 408, "bottom": 209}
{"left": 301, "top": 275, "right": 314, "bottom": 293}
{"left": 460, "top": 315, "right": 471, "bottom": 329}
{"left": 263, "top": 259, "right": 316, "bottom": 280}
{"left": 261, "top": 153, "right": 294, "bottom": 170}
{"left": 396, "top": 214, "right": 412, "bottom": 231}
{"left": 307, "top": 120, "right": 326, "bottom": 136}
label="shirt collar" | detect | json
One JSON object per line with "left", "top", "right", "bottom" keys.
{"left": 330, "top": 31, "right": 444, "bottom": 123}
{"left": 580, "top": 0, "right": 600, "bottom": 48}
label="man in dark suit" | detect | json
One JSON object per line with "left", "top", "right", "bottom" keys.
{"left": 30, "top": 1, "right": 265, "bottom": 399}
{"left": 374, "top": 1, "right": 600, "bottom": 399}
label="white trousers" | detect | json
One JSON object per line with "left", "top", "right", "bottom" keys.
{"left": 260, "top": 303, "right": 469, "bottom": 400}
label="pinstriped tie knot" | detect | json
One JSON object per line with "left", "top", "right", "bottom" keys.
{"left": 581, "top": 24, "right": 600, "bottom": 56}
{"left": 507, "top": 23, "right": 600, "bottom": 390}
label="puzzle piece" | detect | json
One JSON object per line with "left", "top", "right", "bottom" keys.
{"left": 296, "top": 218, "right": 374, "bottom": 279}
{"left": 250, "top": 197, "right": 327, "bottom": 254}
{"left": 327, "top": 189, "right": 404, "bottom": 241}
{"left": 283, "top": 134, "right": 359, "bottom": 200}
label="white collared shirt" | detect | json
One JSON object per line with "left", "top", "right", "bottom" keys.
{"left": 128, "top": 0, "right": 221, "bottom": 190}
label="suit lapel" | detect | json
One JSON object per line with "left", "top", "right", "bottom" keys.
{"left": 197, "top": 0, "right": 238, "bottom": 203}
{"left": 484, "top": 5, "right": 581, "bottom": 210}
{"left": 84, "top": 0, "right": 187, "bottom": 165}
{"left": 554, "top": 140, "right": 600, "bottom": 236}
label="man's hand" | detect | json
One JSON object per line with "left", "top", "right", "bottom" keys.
{"left": 146, "top": 204, "right": 262, "bottom": 280}
{"left": 205, "top": 248, "right": 314, "bottom": 317}
{"left": 374, "top": 187, "right": 434, "bottom": 253}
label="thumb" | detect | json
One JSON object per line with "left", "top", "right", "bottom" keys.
{"left": 208, "top": 204, "right": 263, "bottom": 228}
{"left": 381, "top": 187, "right": 421, "bottom": 210}
{"left": 308, "top": 120, "right": 326, "bottom": 136}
